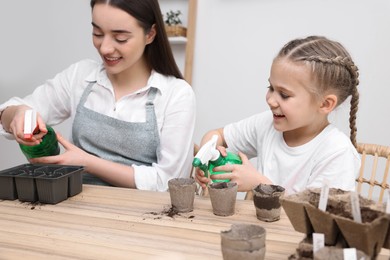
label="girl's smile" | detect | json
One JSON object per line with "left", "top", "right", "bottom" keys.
{"left": 267, "top": 58, "right": 330, "bottom": 146}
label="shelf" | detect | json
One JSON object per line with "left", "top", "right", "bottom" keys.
{"left": 168, "top": 36, "right": 187, "bottom": 44}
{"left": 160, "top": 0, "right": 197, "bottom": 84}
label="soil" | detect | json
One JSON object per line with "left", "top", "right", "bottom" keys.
{"left": 307, "top": 188, "right": 347, "bottom": 207}
{"left": 145, "top": 205, "right": 196, "bottom": 219}
{"left": 164, "top": 206, "right": 180, "bottom": 217}
{"left": 253, "top": 184, "right": 285, "bottom": 211}
{"left": 288, "top": 236, "right": 313, "bottom": 260}
{"left": 305, "top": 189, "right": 382, "bottom": 222}
{"left": 254, "top": 183, "right": 285, "bottom": 195}
{"left": 211, "top": 182, "right": 229, "bottom": 189}
{"left": 20, "top": 201, "right": 43, "bottom": 210}
{"left": 283, "top": 189, "right": 312, "bottom": 203}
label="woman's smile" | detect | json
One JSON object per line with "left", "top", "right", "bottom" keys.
{"left": 103, "top": 56, "right": 122, "bottom": 66}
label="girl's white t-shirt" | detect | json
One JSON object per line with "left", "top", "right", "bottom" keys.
{"left": 224, "top": 110, "right": 361, "bottom": 195}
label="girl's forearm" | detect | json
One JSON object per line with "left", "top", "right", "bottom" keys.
{"left": 200, "top": 128, "right": 226, "bottom": 147}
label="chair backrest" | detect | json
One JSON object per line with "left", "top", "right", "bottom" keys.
{"left": 356, "top": 143, "right": 390, "bottom": 204}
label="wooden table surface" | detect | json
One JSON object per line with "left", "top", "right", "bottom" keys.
{"left": 0, "top": 185, "right": 389, "bottom": 260}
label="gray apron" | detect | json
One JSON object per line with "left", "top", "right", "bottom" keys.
{"left": 72, "top": 82, "right": 160, "bottom": 186}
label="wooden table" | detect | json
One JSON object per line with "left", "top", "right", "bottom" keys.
{"left": 0, "top": 185, "right": 389, "bottom": 259}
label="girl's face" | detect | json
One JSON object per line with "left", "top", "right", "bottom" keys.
{"left": 91, "top": 4, "right": 155, "bottom": 75}
{"left": 266, "top": 58, "right": 326, "bottom": 140}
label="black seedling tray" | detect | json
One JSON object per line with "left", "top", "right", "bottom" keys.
{"left": 0, "top": 164, "right": 84, "bottom": 204}
{"left": 0, "top": 169, "right": 21, "bottom": 200}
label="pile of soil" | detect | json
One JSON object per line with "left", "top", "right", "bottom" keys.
{"left": 306, "top": 188, "right": 380, "bottom": 222}
{"left": 145, "top": 205, "right": 195, "bottom": 219}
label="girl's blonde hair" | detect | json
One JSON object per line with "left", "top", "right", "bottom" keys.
{"left": 276, "top": 36, "right": 359, "bottom": 147}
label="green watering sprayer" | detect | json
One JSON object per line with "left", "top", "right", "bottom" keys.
{"left": 19, "top": 109, "right": 60, "bottom": 159}
{"left": 192, "top": 135, "right": 242, "bottom": 183}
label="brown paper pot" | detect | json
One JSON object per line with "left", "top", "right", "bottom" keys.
{"left": 378, "top": 201, "right": 390, "bottom": 249}
{"left": 221, "top": 224, "right": 266, "bottom": 260}
{"left": 253, "top": 184, "right": 285, "bottom": 222}
{"left": 289, "top": 234, "right": 350, "bottom": 260}
{"left": 384, "top": 226, "right": 390, "bottom": 249}
{"left": 280, "top": 191, "right": 313, "bottom": 234}
{"left": 334, "top": 209, "right": 389, "bottom": 258}
{"left": 221, "top": 247, "right": 265, "bottom": 260}
{"left": 290, "top": 235, "right": 313, "bottom": 259}
{"left": 314, "top": 246, "right": 370, "bottom": 260}
{"left": 305, "top": 203, "right": 341, "bottom": 245}
{"left": 383, "top": 214, "right": 390, "bottom": 249}
{"left": 168, "top": 178, "right": 196, "bottom": 213}
{"left": 208, "top": 182, "right": 238, "bottom": 216}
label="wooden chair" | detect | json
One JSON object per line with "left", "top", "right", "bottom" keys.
{"left": 355, "top": 143, "right": 390, "bottom": 204}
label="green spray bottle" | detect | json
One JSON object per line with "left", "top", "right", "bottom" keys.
{"left": 192, "top": 135, "right": 242, "bottom": 183}
{"left": 19, "top": 109, "right": 60, "bottom": 159}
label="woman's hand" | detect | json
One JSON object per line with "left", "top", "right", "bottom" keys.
{"left": 4, "top": 105, "right": 47, "bottom": 146}
{"left": 30, "top": 132, "right": 91, "bottom": 167}
{"left": 211, "top": 152, "right": 272, "bottom": 192}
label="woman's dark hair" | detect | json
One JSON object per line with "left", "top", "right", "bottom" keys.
{"left": 90, "top": 0, "right": 183, "bottom": 79}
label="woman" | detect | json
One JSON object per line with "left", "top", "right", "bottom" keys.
{"left": 0, "top": 0, "right": 196, "bottom": 192}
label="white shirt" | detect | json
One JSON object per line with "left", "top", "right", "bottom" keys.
{"left": 0, "top": 59, "right": 196, "bottom": 191}
{"left": 224, "top": 111, "right": 361, "bottom": 195}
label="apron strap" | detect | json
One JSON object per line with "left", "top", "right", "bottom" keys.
{"left": 146, "top": 87, "right": 158, "bottom": 105}
{"left": 78, "top": 81, "right": 96, "bottom": 107}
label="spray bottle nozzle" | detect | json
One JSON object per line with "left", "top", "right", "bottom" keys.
{"left": 192, "top": 158, "right": 202, "bottom": 168}
{"left": 192, "top": 135, "right": 221, "bottom": 176}
{"left": 23, "top": 109, "right": 38, "bottom": 140}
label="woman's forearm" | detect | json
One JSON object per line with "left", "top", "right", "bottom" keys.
{"left": 84, "top": 153, "right": 136, "bottom": 188}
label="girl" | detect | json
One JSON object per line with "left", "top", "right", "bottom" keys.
{"left": 0, "top": 0, "right": 196, "bottom": 192}
{"left": 195, "top": 36, "right": 360, "bottom": 195}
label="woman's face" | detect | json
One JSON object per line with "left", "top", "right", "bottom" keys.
{"left": 91, "top": 4, "right": 155, "bottom": 75}
{"left": 266, "top": 58, "right": 325, "bottom": 136}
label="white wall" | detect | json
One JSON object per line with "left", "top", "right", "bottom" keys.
{"left": 192, "top": 0, "right": 390, "bottom": 201}
{"left": 1, "top": 0, "right": 390, "bottom": 175}
{"left": 192, "top": 0, "right": 390, "bottom": 146}
{"left": 0, "top": 0, "right": 96, "bottom": 168}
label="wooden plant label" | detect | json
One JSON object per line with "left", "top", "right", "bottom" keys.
{"left": 318, "top": 180, "right": 329, "bottom": 211}
{"left": 350, "top": 191, "right": 362, "bottom": 223}
{"left": 313, "top": 233, "right": 324, "bottom": 254}
{"left": 343, "top": 248, "right": 357, "bottom": 260}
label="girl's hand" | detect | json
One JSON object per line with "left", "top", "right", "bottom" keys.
{"left": 211, "top": 152, "right": 272, "bottom": 192}
{"left": 193, "top": 145, "right": 226, "bottom": 190}
{"left": 194, "top": 167, "right": 210, "bottom": 190}
{"left": 30, "top": 133, "right": 91, "bottom": 167}
{"left": 216, "top": 145, "right": 227, "bottom": 157}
